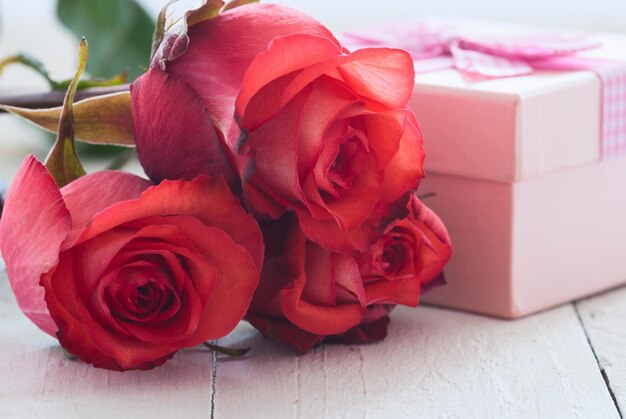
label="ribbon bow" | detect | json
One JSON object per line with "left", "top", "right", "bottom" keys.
{"left": 343, "top": 21, "right": 626, "bottom": 158}
{"left": 343, "top": 22, "right": 602, "bottom": 78}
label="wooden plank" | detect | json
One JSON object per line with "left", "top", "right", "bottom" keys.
{"left": 577, "top": 285, "right": 626, "bottom": 415}
{"left": 0, "top": 266, "right": 213, "bottom": 419}
{"left": 214, "top": 325, "right": 300, "bottom": 418}
{"left": 216, "top": 304, "right": 620, "bottom": 418}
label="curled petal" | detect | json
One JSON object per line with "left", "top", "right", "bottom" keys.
{"left": 60, "top": 170, "right": 152, "bottom": 248}
{"left": 279, "top": 228, "right": 364, "bottom": 335}
{"left": 75, "top": 175, "right": 264, "bottom": 272}
{"left": 0, "top": 156, "right": 72, "bottom": 335}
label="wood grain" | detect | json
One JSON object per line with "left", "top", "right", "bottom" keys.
{"left": 215, "top": 305, "right": 621, "bottom": 418}
{"left": 0, "top": 268, "right": 213, "bottom": 419}
{"left": 577, "top": 286, "right": 626, "bottom": 415}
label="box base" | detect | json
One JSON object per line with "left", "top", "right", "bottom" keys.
{"left": 420, "top": 156, "right": 626, "bottom": 319}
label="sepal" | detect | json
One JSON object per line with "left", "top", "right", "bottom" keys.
{"left": 44, "top": 38, "right": 89, "bottom": 187}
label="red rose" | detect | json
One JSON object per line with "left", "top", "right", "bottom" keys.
{"left": 235, "top": 33, "right": 424, "bottom": 252}
{"left": 131, "top": 3, "right": 336, "bottom": 190}
{"left": 0, "top": 156, "right": 263, "bottom": 370}
{"left": 246, "top": 196, "right": 451, "bottom": 352}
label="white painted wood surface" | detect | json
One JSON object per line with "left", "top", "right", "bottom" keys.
{"left": 0, "top": 270, "right": 214, "bottom": 419}
{"left": 215, "top": 304, "right": 622, "bottom": 419}
{"left": 577, "top": 287, "right": 626, "bottom": 415}
{"left": 1, "top": 260, "right": 624, "bottom": 418}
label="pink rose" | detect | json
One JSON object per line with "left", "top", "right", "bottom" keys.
{"left": 236, "top": 33, "right": 424, "bottom": 252}
{"left": 0, "top": 156, "right": 263, "bottom": 370}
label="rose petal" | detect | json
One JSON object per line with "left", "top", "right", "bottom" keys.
{"left": 244, "top": 88, "right": 310, "bottom": 207}
{"left": 380, "top": 114, "right": 425, "bottom": 204}
{"left": 408, "top": 195, "right": 453, "bottom": 285}
{"left": 246, "top": 313, "right": 323, "bottom": 353}
{"left": 332, "top": 253, "right": 367, "bottom": 307}
{"left": 0, "top": 156, "right": 72, "bottom": 335}
{"left": 75, "top": 176, "right": 264, "bottom": 272}
{"left": 60, "top": 170, "right": 152, "bottom": 249}
{"left": 337, "top": 47, "right": 415, "bottom": 109}
{"left": 301, "top": 241, "right": 336, "bottom": 306}
{"left": 321, "top": 153, "right": 382, "bottom": 232}
{"left": 277, "top": 43, "right": 414, "bottom": 112}
{"left": 171, "top": 217, "right": 260, "bottom": 345}
{"left": 170, "top": 3, "right": 339, "bottom": 144}
{"left": 119, "top": 279, "right": 204, "bottom": 345}
{"left": 131, "top": 68, "right": 238, "bottom": 189}
{"left": 72, "top": 223, "right": 198, "bottom": 299}
{"left": 236, "top": 33, "right": 342, "bottom": 119}
{"left": 364, "top": 277, "right": 421, "bottom": 307}
{"left": 280, "top": 227, "right": 364, "bottom": 335}
{"left": 43, "top": 252, "right": 175, "bottom": 370}
{"left": 324, "top": 314, "right": 391, "bottom": 346}
{"left": 296, "top": 192, "right": 411, "bottom": 253}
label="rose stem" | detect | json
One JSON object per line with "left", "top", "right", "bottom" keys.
{"left": 0, "top": 84, "right": 130, "bottom": 112}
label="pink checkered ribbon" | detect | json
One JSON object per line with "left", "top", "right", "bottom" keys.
{"left": 343, "top": 23, "right": 626, "bottom": 159}
{"left": 598, "top": 66, "right": 626, "bottom": 157}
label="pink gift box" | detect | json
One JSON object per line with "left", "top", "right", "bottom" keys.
{"left": 414, "top": 31, "right": 626, "bottom": 318}
{"left": 347, "top": 24, "right": 626, "bottom": 318}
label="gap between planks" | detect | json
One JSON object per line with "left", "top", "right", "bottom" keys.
{"left": 210, "top": 341, "right": 218, "bottom": 419}
{"left": 574, "top": 301, "right": 624, "bottom": 419}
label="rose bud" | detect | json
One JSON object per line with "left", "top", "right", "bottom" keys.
{"left": 235, "top": 32, "right": 424, "bottom": 252}
{"left": 246, "top": 196, "right": 451, "bottom": 353}
{"left": 0, "top": 156, "right": 263, "bottom": 370}
{"left": 131, "top": 3, "right": 337, "bottom": 191}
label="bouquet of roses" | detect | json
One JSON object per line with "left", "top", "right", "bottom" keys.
{"left": 0, "top": 0, "right": 451, "bottom": 371}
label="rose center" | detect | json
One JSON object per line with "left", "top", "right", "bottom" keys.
{"left": 108, "top": 266, "right": 177, "bottom": 322}
{"left": 378, "top": 242, "right": 405, "bottom": 274}
{"left": 327, "top": 137, "right": 365, "bottom": 192}
{"left": 129, "top": 282, "right": 162, "bottom": 313}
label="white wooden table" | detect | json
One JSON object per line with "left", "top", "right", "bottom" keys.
{"left": 0, "top": 4, "right": 625, "bottom": 418}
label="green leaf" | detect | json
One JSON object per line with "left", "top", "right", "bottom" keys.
{"left": 57, "top": 0, "right": 154, "bottom": 81}
{"left": 0, "top": 53, "right": 57, "bottom": 87}
{"left": 45, "top": 39, "right": 88, "bottom": 188}
{"left": 0, "top": 52, "right": 128, "bottom": 90}
{"left": 55, "top": 70, "right": 128, "bottom": 90}
{"left": 0, "top": 92, "right": 135, "bottom": 147}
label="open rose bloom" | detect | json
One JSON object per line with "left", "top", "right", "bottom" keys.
{"left": 0, "top": 157, "right": 263, "bottom": 370}
{"left": 0, "top": 1, "right": 452, "bottom": 369}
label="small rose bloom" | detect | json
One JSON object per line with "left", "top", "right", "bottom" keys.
{"left": 246, "top": 196, "right": 451, "bottom": 352}
{"left": 236, "top": 33, "right": 424, "bottom": 252}
{"left": 0, "top": 156, "right": 263, "bottom": 370}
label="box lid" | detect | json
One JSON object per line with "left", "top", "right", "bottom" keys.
{"left": 393, "top": 25, "right": 626, "bottom": 182}
{"left": 412, "top": 69, "right": 601, "bottom": 182}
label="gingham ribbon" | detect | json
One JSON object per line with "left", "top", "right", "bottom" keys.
{"left": 343, "top": 23, "right": 626, "bottom": 159}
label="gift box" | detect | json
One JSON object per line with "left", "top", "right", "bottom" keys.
{"left": 345, "top": 22, "right": 626, "bottom": 318}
